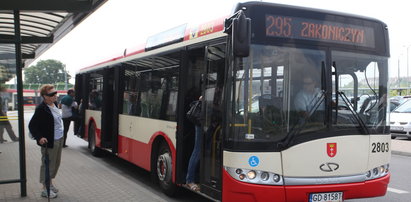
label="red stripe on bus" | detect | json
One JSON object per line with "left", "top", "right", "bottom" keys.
{"left": 80, "top": 56, "right": 124, "bottom": 71}
{"left": 123, "top": 43, "right": 146, "bottom": 57}
{"left": 183, "top": 16, "right": 226, "bottom": 41}
{"left": 117, "top": 132, "right": 176, "bottom": 182}
{"left": 118, "top": 135, "right": 151, "bottom": 171}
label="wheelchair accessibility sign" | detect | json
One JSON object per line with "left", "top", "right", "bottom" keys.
{"left": 248, "top": 156, "right": 259, "bottom": 167}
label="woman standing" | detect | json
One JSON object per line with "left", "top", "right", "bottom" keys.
{"left": 185, "top": 96, "right": 203, "bottom": 191}
{"left": 29, "top": 84, "right": 63, "bottom": 198}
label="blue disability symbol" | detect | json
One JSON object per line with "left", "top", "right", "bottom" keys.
{"left": 248, "top": 156, "right": 259, "bottom": 167}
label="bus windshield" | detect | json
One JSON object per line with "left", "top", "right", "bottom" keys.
{"left": 227, "top": 44, "right": 389, "bottom": 151}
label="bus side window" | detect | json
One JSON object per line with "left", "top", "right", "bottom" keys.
{"left": 89, "top": 90, "right": 101, "bottom": 110}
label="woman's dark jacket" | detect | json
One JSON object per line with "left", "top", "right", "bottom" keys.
{"left": 29, "top": 101, "right": 58, "bottom": 148}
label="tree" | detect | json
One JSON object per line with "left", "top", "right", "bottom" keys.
{"left": 24, "top": 59, "right": 71, "bottom": 84}
{"left": 0, "top": 65, "right": 14, "bottom": 83}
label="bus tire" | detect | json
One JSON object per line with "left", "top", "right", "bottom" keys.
{"left": 88, "top": 123, "right": 101, "bottom": 157}
{"left": 155, "top": 142, "right": 177, "bottom": 196}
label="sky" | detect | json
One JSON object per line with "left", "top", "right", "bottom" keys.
{"left": 30, "top": 0, "right": 411, "bottom": 83}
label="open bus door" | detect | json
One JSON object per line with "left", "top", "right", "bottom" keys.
{"left": 199, "top": 42, "right": 226, "bottom": 200}
{"left": 176, "top": 42, "right": 225, "bottom": 200}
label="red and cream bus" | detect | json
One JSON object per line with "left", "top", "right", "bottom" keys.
{"left": 74, "top": 2, "right": 390, "bottom": 201}
{"left": 4, "top": 89, "right": 67, "bottom": 110}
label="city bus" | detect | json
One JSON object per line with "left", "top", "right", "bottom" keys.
{"left": 3, "top": 89, "right": 67, "bottom": 110}
{"left": 74, "top": 2, "right": 390, "bottom": 201}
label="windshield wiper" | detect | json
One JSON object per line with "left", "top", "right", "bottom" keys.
{"left": 338, "top": 91, "right": 369, "bottom": 134}
{"left": 278, "top": 90, "right": 325, "bottom": 149}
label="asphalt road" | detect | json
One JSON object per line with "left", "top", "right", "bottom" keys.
{"left": 347, "top": 153, "right": 411, "bottom": 202}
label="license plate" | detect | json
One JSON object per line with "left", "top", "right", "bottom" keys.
{"left": 309, "top": 192, "right": 343, "bottom": 202}
{"left": 390, "top": 126, "right": 404, "bottom": 131}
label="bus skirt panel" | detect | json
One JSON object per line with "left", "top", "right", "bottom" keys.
{"left": 284, "top": 174, "right": 389, "bottom": 201}
{"left": 117, "top": 135, "right": 151, "bottom": 171}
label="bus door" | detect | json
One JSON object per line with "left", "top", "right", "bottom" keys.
{"left": 200, "top": 43, "right": 226, "bottom": 199}
{"left": 176, "top": 47, "right": 205, "bottom": 184}
{"left": 74, "top": 73, "right": 89, "bottom": 138}
{"left": 100, "top": 68, "right": 115, "bottom": 149}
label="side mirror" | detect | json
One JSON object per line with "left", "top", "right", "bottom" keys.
{"left": 232, "top": 12, "right": 251, "bottom": 57}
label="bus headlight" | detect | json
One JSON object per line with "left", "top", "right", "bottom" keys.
{"left": 366, "top": 171, "right": 371, "bottom": 178}
{"left": 261, "top": 172, "right": 269, "bottom": 181}
{"left": 224, "top": 166, "right": 283, "bottom": 185}
{"left": 373, "top": 168, "right": 378, "bottom": 176}
{"left": 247, "top": 170, "right": 256, "bottom": 179}
{"left": 273, "top": 174, "right": 281, "bottom": 183}
{"left": 365, "top": 164, "right": 389, "bottom": 180}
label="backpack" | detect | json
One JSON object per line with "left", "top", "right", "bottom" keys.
{"left": 186, "top": 101, "right": 201, "bottom": 125}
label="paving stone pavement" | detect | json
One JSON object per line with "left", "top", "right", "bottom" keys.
{"left": 0, "top": 111, "right": 169, "bottom": 202}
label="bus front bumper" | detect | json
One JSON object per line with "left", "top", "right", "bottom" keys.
{"left": 222, "top": 170, "right": 390, "bottom": 202}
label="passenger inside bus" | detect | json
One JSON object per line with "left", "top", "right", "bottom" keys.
{"left": 294, "top": 75, "right": 324, "bottom": 117}
{"left": 127, "top": 93, "right": 140, "bottom": 115}
{"left": 185, "top": 96, "right": 203, "bottom": 192}
{"left": 89, "top": 90, "right": 101, "bottom": 110}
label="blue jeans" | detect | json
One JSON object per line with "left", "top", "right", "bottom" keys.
{"left": 186, "top": 125, "right": 202, "bottom": 183}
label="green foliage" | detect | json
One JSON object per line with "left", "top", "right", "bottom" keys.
{"left": 0, "top": 64, "right": 14, "bottom": 83}
{"left": 24, "top": 59, "right": 71, "bottom": 84}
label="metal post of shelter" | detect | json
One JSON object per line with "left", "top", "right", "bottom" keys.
{"left": 13, "top": 10, "right": 27, "bottom": 197}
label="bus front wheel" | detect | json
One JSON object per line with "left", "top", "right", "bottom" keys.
{"left": 156, "top": 142, "right": 177, "bottom": 196}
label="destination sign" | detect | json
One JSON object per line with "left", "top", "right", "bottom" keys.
{"left": 265, "top": 14, "right": 375, "bottom": 48}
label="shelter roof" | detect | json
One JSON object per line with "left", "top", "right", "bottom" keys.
{"left": 0, "top": 0, "right": 106, "bottom": 81}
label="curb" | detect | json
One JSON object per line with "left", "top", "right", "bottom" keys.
{"left": 391, "top": 150, "right": 411, "bottom": 157}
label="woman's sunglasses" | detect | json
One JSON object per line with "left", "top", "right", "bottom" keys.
{"left": 45, "top": 91, "right": 57, "bottom": 97}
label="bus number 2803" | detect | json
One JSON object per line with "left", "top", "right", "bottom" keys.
{"left": 371, "top": 142, "right": 389, "bottom": 153}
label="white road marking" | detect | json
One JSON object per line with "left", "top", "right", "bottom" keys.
{"left": 388, "top": 187, "right": 409, "bottom": 194}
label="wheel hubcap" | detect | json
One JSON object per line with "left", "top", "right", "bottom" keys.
{"left": 157, "top": 153, "right": 171, "bottom": 181}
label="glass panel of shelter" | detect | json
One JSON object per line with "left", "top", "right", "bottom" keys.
{"left": 0, "top": 44, "right": 20, "bottom": 181}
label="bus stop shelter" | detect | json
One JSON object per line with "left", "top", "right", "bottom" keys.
{"left": 0, "top": 0, "right": 106, "bottom": 196}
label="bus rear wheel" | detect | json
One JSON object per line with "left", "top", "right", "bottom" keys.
{"left": 156, "top": 142, "right": 177, "bottom": 196}
{"left": 88, "top": 123, "right": 101, "bottom": 157}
